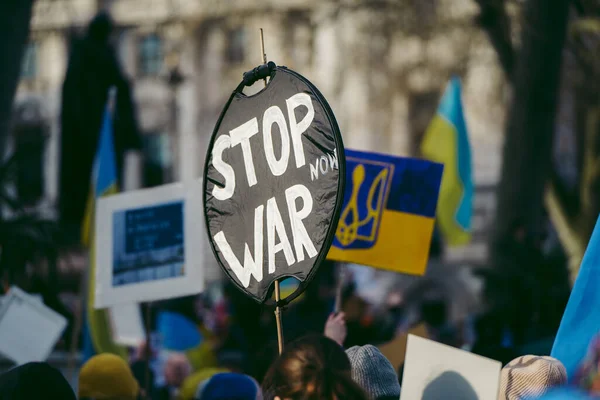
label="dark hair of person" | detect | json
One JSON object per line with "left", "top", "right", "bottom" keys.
{"left": 262, "top": 335, "right": 368, "bottom": 400}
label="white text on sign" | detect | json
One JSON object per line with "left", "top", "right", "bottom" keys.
{"left": 211, "top": 92, "right": 315, "bottom": 201}
{"left": 210, "top": 92, "right": 337, "bottom": 288}
{"left": 213, "top": 184, "right": 317, "bottom": 288}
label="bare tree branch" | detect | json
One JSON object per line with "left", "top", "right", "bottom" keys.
{"left": 474, "top": 0, "right": 515, "bottom": 81}
{"left": 0, "top": 0, "right": 35, "bottom": 160}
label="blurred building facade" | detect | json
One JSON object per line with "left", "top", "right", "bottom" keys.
{"left": 14, "top": 0, "right": 507, "bottom": 265}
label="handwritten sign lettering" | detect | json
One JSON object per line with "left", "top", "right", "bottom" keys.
{"left": 204, "top": 66, "right": 345, "bottom": 303}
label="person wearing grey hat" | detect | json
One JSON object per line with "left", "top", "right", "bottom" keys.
{"left": 346, "top": 345, "right": 401, "bottom": 400}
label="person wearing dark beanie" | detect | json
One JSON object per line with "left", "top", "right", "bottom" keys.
{"left": 346, "top": 345, "right": 401, "bottom": 400}
{"left": 0, "top": 362, "right": 76, "bottom": 400}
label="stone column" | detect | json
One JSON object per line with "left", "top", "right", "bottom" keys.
{"left": 177, "top": 31, "right": 200, "bottom": 183}
{"left": 42, "top": 31, "right": 68, "bottom": 216}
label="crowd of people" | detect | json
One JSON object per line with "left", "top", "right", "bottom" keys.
{"left": 0, "top": 227, "right": 586, "bottom": 399}
{"left": 0, "top": 313, "right": 584, "bottom": 399}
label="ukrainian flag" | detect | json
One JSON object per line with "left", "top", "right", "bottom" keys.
{"left": 327, "top": 150, "right": 443, "bottom": 276}
{"left": 81, "top": 89, "right": 128, "bottom": 361}
{"left": 421, "top": 77, "right": 473, "bottom": 246}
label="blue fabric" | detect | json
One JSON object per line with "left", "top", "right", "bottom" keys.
{"left": 535, "top": 388, "right": 595, "bottom": 399}
{"left": 436, "top": 77, "right": 473, "bottom": 230}
{"left": 197, "top": 373, "right": 259, "bottom": 400}
{"left": 93, "top": 103, "right": 118, "bottom": 196}
{"left": 552, "top": 216, "right": 600, "bottom": 378}
{"left": 157, "top": 311, "right": 202, "bottom": 351}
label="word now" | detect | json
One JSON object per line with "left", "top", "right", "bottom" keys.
{"left": 212, "top": 93, "right": 315, "bottom": 201}
{"left": 213, "top": 184, "right": 317, "bottom": 288}
{"left": 310, "top": 150, "right": 339, "bottom": 181}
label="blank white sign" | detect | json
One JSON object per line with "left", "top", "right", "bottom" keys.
{"left": 109, "top": 303, "right": 145, "bottom": 347}
{"left": 401, "top": 335, "right": 501, "bottom": 400}
{"left": 0, "top": 287, "right": 67, "bottom": 365}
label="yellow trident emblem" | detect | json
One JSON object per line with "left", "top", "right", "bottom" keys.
{"left": 336, "top": 163, "right": 389, "bottom": 247}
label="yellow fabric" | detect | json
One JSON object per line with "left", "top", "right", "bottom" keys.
{"left": 177, "top": 367, "right": 230, "bottom": 400}
{"left": 421, "top": 115, "right": 471, "bottom": 246}
{"left": 84, "top": 183, "right": 128, "bottom": 360}
{"left": 81, "top": 182, "right": 95, "bottom": 247}
{"left": 78, "top": 353, "right": 139, "bottom": 399}
{"left": 185, "top": 340, "right": 218, "bottom": 372}
{"left": 328, "top": 210, "right": 435, "bottom": 275}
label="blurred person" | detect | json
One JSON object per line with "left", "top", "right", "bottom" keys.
{"left": 179, "top": 350, "right": 253, "bottom": 399}
{"left": 131, "top": 360, "right": 156, "bottom": 399}
{"left": 374, "top": 290, "right": 406, "bottom": 344}
{"left": 253, "top": 340, "right": 280, "bottom": 384}
{"left": 222, "top": 281, "right": 262, "bottom": 374}
{"left": 163, "top": 353, "right": 193, "bottom": 397}
{"left": 485, "top": 219, "right": 565, "bottom": 350}
{"left": 499, "top": 355, "right": 567, "bottom": 400}
{"left": 178, "top": 368, "right": 230, "bottom": 400}
{"left": 340, "top": 282, "right": 377, "bottom": 347}
{"left": 0, "top": 362, "right": 76, "bottom": 400}
{"left": 78, "top": 353, "right": 139, "bottom": 400}
{"left": 345, "top": 345, "right": 401, "bottom": 400}
{"left": 261, "top": 335, "right": 368, "bottom": 400}
{"left": 471, "top": 309, "right": 517, "bottom": 366}
{"left": 194, "top": 373, "right": 262, "bottom": 400}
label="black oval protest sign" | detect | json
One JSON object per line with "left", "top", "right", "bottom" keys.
{"left": 203, "top": 65, "right": 345, "bottom": 304}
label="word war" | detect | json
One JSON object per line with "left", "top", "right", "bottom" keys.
{"left": 214, "top": 184, "right": 317, "bottom": 288}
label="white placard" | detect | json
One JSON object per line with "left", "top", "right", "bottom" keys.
{"left": 0, "top": 293, "right": 42, "bottom": 308}
{"left": 0, "top": 287, "right": 67, "bottom": 364}
{"left": 400, "top": 335, "right": 501, "bottom": 400}
{"left": 95, "top": 181, "right": 205, "bottom": 308}
{"left": 109, "top": 303, "right": 145, "bottom": 347}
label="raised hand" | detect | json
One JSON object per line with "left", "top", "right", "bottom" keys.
{"left": 324, "top": 312, "right": 347, "bottom": 346}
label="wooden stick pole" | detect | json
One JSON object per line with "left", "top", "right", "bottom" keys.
{"left": 260, "top": 28, "right": 284, "bottom": 355}
{"left": 334, "top": 264, "right": 346, "bottom": 314}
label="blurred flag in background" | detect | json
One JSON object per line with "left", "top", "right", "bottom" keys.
{"left": 421, "top": 77, "right": 473, "bottom": 246}
{"left": 81, "top": 89, "right": 128, "bottom": 361}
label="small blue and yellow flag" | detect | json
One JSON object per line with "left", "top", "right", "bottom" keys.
{"left": 81, "top": 89, "right": 128, "bottom": 361}
{"left": 327, "top": 150, "right": 443, "bottom": 276}
{"left": 421, "top": 77, "right": 473, "bottom": 246}
{"left": 272, "top": 277, "right": 302, "bottom": 302}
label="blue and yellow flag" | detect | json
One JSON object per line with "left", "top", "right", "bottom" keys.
{"left": 421, "top": 77, "right": 473, "bottom": 246}
{"left": 552, "top": 215, "right": 600, "bottom": 379}
{"left": 327, "top": 150, "right": 443, "bottom": 276}
{"left": 81, "top": 90, "right": 128, "bottom": 361}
